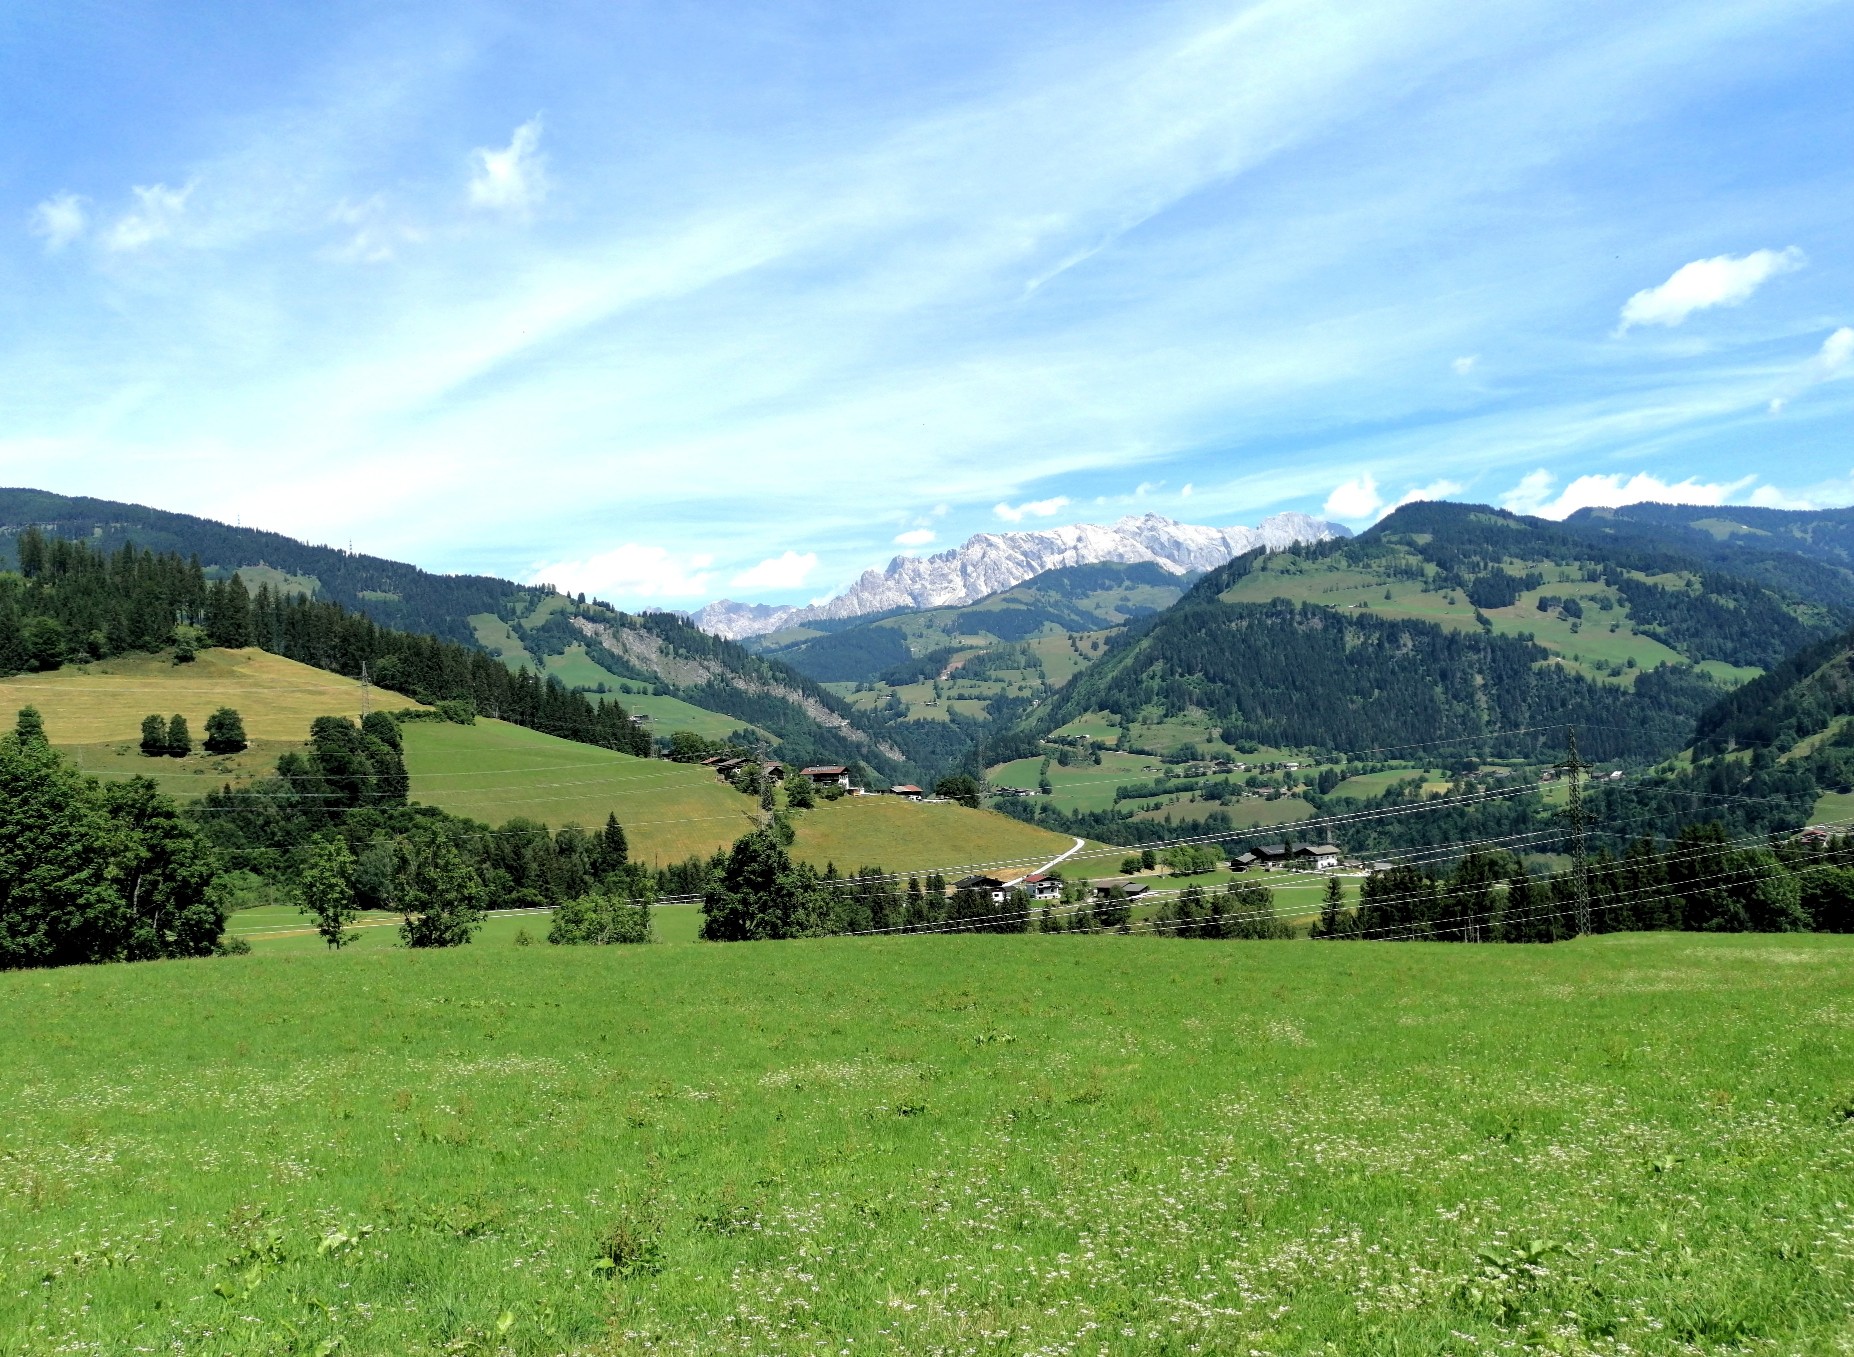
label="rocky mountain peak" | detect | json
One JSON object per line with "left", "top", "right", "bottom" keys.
{"left": 692, "top": 511, "right": 1348, "bottom": 640}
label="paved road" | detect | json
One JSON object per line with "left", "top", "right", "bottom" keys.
{"left": 1037, "top": 836, "right": 1087, "bottom": 875}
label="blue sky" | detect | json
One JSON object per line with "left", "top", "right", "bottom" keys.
{"left": 2, "top": 0, "right": 1851, "bottom": 608}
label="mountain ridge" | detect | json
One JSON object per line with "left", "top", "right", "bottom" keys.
{"left": 693, "top": 510, "right": 1350, "bottom": 639}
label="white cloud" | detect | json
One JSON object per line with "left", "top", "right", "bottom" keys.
{"left": 469, "top": 116, "right": 548, "bottom": 216}
{"left": 1323, "top": 474, "right": 1382, "bottom": 521}
{"left": 730, "top": 550, "right": 818, "bottom": 590}
{"left": 29, "top": 193, "right": 87, "bottom": 250}
{"left": 1500, "top": 469, "right": 1755, "bottom": 519}
{"left": 1812, "top": 326, "right": 1854, "bottom": 380}
{"left": 1323, "top": 474, "right": 1465, "bottom": 523}
{"left": 1767, "top": 327, "right": 1854, "bottom": 416}
{"left": 1390, "top": 479, "right": 1464, "bottom": 511}
{"left": 993, "top": 495, "right": 1069, "bottom": 522}
{"left": 1180, "top": 483, "right": 1194, "bottom": 498}
{"left": 328, "top": 196, "right": 424, "bottom": 263}
{"left": 893, "top": 528, "right": 935, "bottom": 546}
{"left": 528, "top": 543, "right": 715, "bottom": 600}
{"left": 1451, "top": 355, "right": 1477, "bottom": 375}
{"left": 1618, "top": 247, "right": 1804, "bottom": 330}
{"left": 105, "top": 182, "right": 193, "bottom": 251}
{"left": 1500, "top": 470, "right": 1556, "bottom": 514}
{"left": 1747, "top": 484, "right": 1818, "bottom": 510}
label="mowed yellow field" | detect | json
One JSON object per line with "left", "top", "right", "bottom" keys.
{"left": 0, "top": 648, "right": 422, "bottom": 793}
{"left": 399, "top": 719, "right": 761, "bottom": 864}
{"left": 789, "top": 794, "right": 1090, "bottom": 877}
{"left": 0, "top": 647, "right": 406, "bottom": 742}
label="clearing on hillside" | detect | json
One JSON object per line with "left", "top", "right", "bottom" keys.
{"left": 788, "top": 793, "right": 1094, "bottom": 876}
{"left": 401, "top": 719, "right": 759, "bottom": 864}
{"left": 3, "top": 932, "right": 1848, "bottom": 1354}
{"left": 0, "top": 647, "right": 421, "bottom": 793}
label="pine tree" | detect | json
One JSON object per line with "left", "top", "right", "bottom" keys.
{"left": 1314, "top": 874, "right": 1349, "bottom": 939}
{"left": 13, "top": 706, "right": 46, "bottom": 746}
{"left": 140, "top": 714, "right": 168, "bottom": 757}
{"left": 166, "top": 713, "right": 192, "bottom": 756}
{"left": 596, "top": 812, "right": 629, "bottom": 875}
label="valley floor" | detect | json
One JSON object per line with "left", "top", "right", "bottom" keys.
{"left": 3, "top": 932, "right": 1850, "bottom": 1354}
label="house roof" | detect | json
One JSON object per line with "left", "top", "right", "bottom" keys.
{"left": 799, "top": 765, "right": 848, "bottom": 776}
{"left": 890, "top": 784, "right": 923, "bottom": 794}
{"left": 1093, "top": 877, "right": 1150, "bottom": 895}
{"left": 1295, "top": 843, "right": 1341, "bottom": 856}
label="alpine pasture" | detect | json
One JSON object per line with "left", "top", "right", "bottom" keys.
{"left": 3, "top": 932, "right": 1851, "bottom": 1355}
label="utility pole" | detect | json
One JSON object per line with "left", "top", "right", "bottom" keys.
{"left": 360, "top": 661, "right": 371, "bottom": 721}
{"left": 1556, "top": 726, "right": 1591, "bottom": 936}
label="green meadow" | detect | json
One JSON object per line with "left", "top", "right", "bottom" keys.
{"left": 3, "top": 931, "right": 1852, "bottom": 1355}
{"left": 400, "top": 720, "right": 759, "bottom": 865}
{"left": 789, "top": 795, "right": 1088, "bottom": 877}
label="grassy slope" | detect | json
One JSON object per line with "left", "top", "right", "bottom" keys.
{"left": 0, "top": 647, "right": 423, "bottom": 795}
{"left": 469, "top": 612, "right": 541, "bottom": 670}
{"left": 3, "top": 932, "right": 1850, "bottom": 1354}
{"left": 789, "top": 795, "right": 1086, "bottom": 876}
{"left": 988, "top": 751, "right": 1155, "bottom": 812}
{"left": 401, "top": 720, "right": 759, "bottom": 864}
{"left": 538, "top": 642, "right": 617, "bottom": 691}
{"left": 617, "top": 691, "right": 769, "bottom": 742}
{"left": 1219, "top": 556, "right": 1703, "bottom": 685}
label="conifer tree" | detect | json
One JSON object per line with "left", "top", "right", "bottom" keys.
{"left": 13, "top": 706, "right": 45, "bottom": 747}
{"left": 1314, "top": 875, "right": 1350, "bottom": 939}
{"left": 596, "top": 812, "right": 629, "bottom": 875}
{"left": 140, "top": 714, "right": 168, "bottom": 757}
{"left": 166, "top": 713, "right": 192, "bottom": 756}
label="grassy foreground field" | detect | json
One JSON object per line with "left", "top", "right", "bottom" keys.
{"left": 4, "top": 933, "right": 1852, "bottom": 1355}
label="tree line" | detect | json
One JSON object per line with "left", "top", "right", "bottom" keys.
{"left": 0, "top": 698, "right": 669, "bottom": 968}
{"left": 0, "top": 528, "right": 652, "bottom": 758}
{"left": 1313, "top": 824, "right": 1851, "bottom": 942}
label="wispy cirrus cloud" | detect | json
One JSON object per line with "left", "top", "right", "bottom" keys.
{"left": 1769, "top": 327, "right": 1854, "bottom": 414}
{"left": 5, "top": 0, "right": 1851, "bottom": 606}
{"left": 104, "top": 182, "right": 194, "bottom": 252}
{"left": 30, "top": 193, "right": 88, "bottom": 251}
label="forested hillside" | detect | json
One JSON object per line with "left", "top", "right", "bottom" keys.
{"left": 0, "top": 529, "right": 653, "bottom": 756}
{"left": 0, "top": 490, "right": 915, "bottom": 781}
{"left": 1562, "top": 502, "right": 1854, "bottom": 609}
{"left": 0, "top": 487, "right": 521, "bottom": 645}
{"left": 1040, "top": 596, "right": 1720, "bottom": 763}
{"left": 1009, "top": 501, "right": 1840, "bottom": 762}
